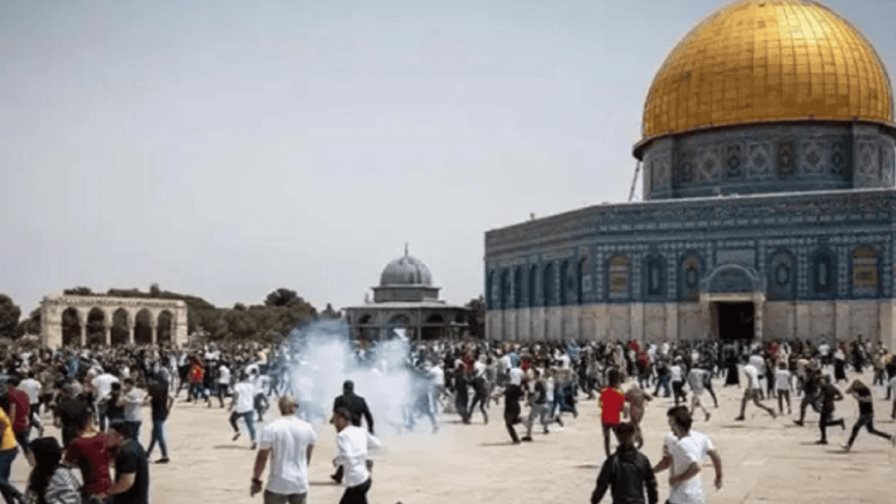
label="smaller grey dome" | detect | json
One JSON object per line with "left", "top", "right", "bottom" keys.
{"left": 380, "top": 248, "right": 433, "bottom": 287}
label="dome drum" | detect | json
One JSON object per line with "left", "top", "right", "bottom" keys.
{"left": 641, "top": 122, "right": 896, "bottom": 200}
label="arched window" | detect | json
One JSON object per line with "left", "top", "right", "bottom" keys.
{"left": 607, "top": 255, "right": 631, "bottom": 300}
{"left": 528, "top": 265, "right": 537, "bottom": 307}
{"left": 678, "top": 252, "right": 702, "bottom": 302}
{"left": 542, "top": 263, "right": 555, "bottom": 307}
{"left": 513, "top": 267, "right": 523, "bottom": 308}
{"left": 811, "top": 249, "right": 837, "bottom": 296}
{"left": 577, "top": 257, "right": 587, "bottom": 305}
{"left": 499, "top": 270, "right": 510, "bottom": 309}
{"left": 852, "top": 246, "right": 879, "bottom": 294}
{"left": 644, "top": 254, "right": 667, "bottom": 299}
{"left": 559, "top": 260, "right": 569, "bottom": 305}
{"left": 486, "top": 271, "right": 495, "bottom": 310}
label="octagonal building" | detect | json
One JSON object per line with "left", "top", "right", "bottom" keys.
{"left": 484, "top": 0, "right": 896, "bottom": 347}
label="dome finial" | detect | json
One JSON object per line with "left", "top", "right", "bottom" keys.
{"left": 404, "top": 242, "right": 409, "bottom": 256}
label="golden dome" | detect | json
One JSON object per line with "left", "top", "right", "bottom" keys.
{"left": 640, "top": 0, "right": 895, "bottom": 144}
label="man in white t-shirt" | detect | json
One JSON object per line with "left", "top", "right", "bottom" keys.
{"left": 229, "top": 373, "right": 258, "bottom": 449}
{"left": 748, "top": 353, "right": 767, "bottom": 399}
{"left": 20, "top": 371, "right": 43, "bottom": 435}
{"left": 250, "top": 396, "right": 316, "bottom": 504}
{"left": 92, "top": 370, "right": 120, "bottom": 431}
{"left": 670, "top": 358, "right": 686, "bottom": 406}
{"left": 687, "top": 367, "right": 711, "bottom": 422}
{"left": 216, "top": 363, "right": 232, "bottom": 408}
{"left": 774, "top": 361, "right": 793, "bottom": 415}
{"left": 509, "top": 367, "right": 525, "bottom": 387}
{"left": 654, "top": 406, "right": 723, "bottom": 504}
{"left": 428, "top": 362, "right": 445, "bottom": 416}
{"left": 735, "top": 363, "right": 777, "bottom": 421}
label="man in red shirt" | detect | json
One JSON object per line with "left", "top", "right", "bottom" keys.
{"left": 599, "top": 369, "right": 626, "bottom": 458}
{"left": 6, "top": 375, "right": 33, "bottom": 466}
{"left": 65, "top": 410, "right": 113, "bottom": 502}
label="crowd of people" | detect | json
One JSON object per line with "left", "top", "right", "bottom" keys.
{"left": 0, "top": 334, "right": 888, "bottom": 503}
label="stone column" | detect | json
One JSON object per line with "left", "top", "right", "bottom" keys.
{"left": 150, "top": 321, "right": 158, "bottom": 345}
{"left": 753, "top": 294, "right": 765, "bottom": 342}
{"left": 102, "top": 323, "right": 111, "bottom": 347}
{"left": 630, "top": 303, "right": 645, "bottom": 342}
{"left": 834, "top": 301, "right": 850, "bottom": 341}
{"left": 41, "top": 304, "right": 64, "bottom": 349}
{"left": 700, "top": 300, "right": 713, "bottom": 339}
{"left": 128, "top": 322, "right": 136, "bottom": 346}
{"left": 79, "top": 324, "right": 87, "bottom": 348}
{"left": 664, "top": 303, "right": 679, "bottom": 341}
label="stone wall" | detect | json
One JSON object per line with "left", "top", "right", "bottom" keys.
{"left": 487, "top": 300, "right": 892, "bottom": 346}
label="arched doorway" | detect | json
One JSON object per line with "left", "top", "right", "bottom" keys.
{"left": 157, "top": 310, "right": 173, "bottom": 345}
{"left": 704, "top": 264, "right": 762, "bottom": 341}
{"left": 135, "top": 309, "right": 153, "bottom": 345}
{"left": 111, "top": 308, "right": 130, "bottom": 346}
{"left": 387, "top": 314, "right": 412, "bottom": 339}
{"left": 421, "top": 314, "right": 445, "bottom": 340}
{"left": 61, "top": 307, "right": 82, "bottom": 347}
{"left": 357, "top": 314, "right": 375, "bottom": 342}
{"left": 85, "top": 308, "right": 107, "bottom": 346}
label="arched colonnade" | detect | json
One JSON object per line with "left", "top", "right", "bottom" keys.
{"left": 40, "top": 295, "right": 188, "bottom": 348}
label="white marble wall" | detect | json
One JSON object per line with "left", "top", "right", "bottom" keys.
{"left": 488, "top": 300, "right": 894, "bottom": 345}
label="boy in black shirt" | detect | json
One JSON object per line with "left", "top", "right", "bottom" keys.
{"left": 591, "top": 422, "right": 658, "bottom": 504}
{"left": 816, "top": 375, "right": 845, "bottom": 445}
{"left": 146, "top": 375, "right": 173, "bottom": 464}
{"left": 104, "top": 383, "right": 125, "bottom": 424}
{"left": 843, "top": 379, "right": 895, "bottom": 451}
{"left": 108, "top": 420, "right": 149, "bottom": 504}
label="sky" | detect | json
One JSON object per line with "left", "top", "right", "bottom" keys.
{"left": 1, "top": 0, "right": 895, "bottom": 315}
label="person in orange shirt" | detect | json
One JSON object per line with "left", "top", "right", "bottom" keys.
{"left": 599, "top": 370, "right": 626, "bottom": 458}
{"left": 0, "top": 400, "right": 24, "bottom": 504}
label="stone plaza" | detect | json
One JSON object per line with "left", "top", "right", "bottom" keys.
{"left": 10, "top": 371, "right": 892, "bottom": 503}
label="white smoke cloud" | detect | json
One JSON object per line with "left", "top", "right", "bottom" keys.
{"left": 280, "top": 319, "right": 426, "bottom": 435}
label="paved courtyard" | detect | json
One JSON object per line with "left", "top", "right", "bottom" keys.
{"left": 11, "top": 372, "right": 896, "bottom": 503}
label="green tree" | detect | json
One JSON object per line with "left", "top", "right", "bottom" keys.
{"left": 63, "top": 287, "right": 93, "bottom": 296}
{"left": 465, "top": 296, "right": 486, "bottom": 338}
{"left": 0, "top": 295, "right": 21, "bottom": 338}
{"left": 16, "top": 308, "right": 41, "bottom": 337}
{"left": 265, "top": 288, "right": 300, "bottom": 307}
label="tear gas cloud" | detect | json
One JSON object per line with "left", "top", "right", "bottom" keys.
{"left": 278, "top": 319, "right": 428, "bottom": 435}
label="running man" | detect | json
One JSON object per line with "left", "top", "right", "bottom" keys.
{"left": 251, "top": 396, "right": 317, "bottom": 503}
{"left": 842, "top": 379, "right": 895, "bottom": 452}
{"left": 229, "top": 373, "right": 258, "bottom": 450}
{"left": 599, "top": 370, "right": 625, "bottom": 458}
{"left": 686, "top": 365, "right": 711, "bottom": 422}
{"left": 735, "top": 362, "right": 776, "bottom": 421}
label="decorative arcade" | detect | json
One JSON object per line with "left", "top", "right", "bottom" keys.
{"left": 40, "top": 294, "right": 188, "bottom": 347}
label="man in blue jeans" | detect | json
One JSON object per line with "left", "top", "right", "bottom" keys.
{"left": 230, "top": 373, "right": 258, "bottom": 449}
{"left": 146, "top": 374, "right": 174, "bottom": 464}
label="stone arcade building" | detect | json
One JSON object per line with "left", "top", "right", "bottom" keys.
{"left": 40, "top": 294, "right": 188, "bottom": 348}
{"left": 484, "top": 0, "right": 896, "bottom": 349}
